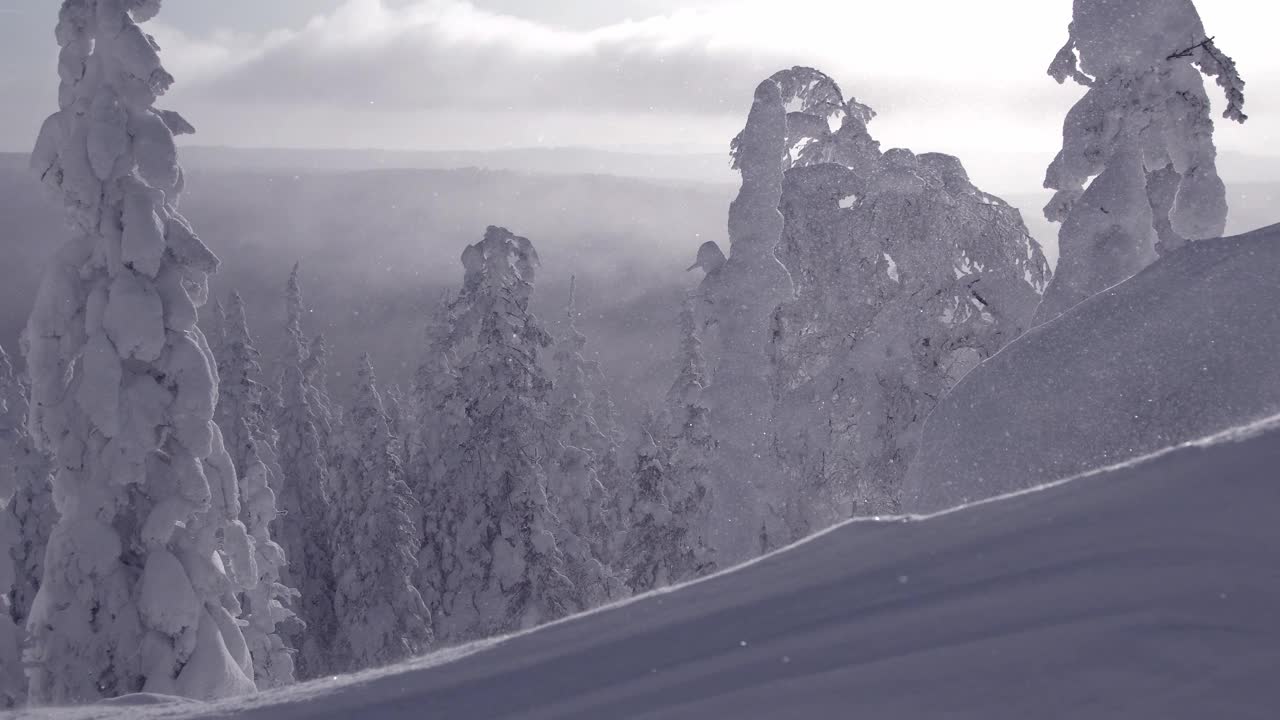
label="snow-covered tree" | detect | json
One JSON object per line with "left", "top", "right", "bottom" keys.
{"left": 0, "top": 517, "right": 19, "bottom": 707}
{"left": 0, "top": 344, "right": 56, "bottom": 633}
{"left": 384, "top": 382, "right": 409, "bottom": 468}
{"left": 409, "top": 297, "right": 467, "bottom": 622}
{"left": 24, "top": 0, "right": 255, "bottom": 702}
{"left": 236, "top": 433, "right": 297, "bottom": 689}
{"left": 689, "top": 68, "right": 1051, "bottom": 548}
{"left": 304, "top": 333, "right": 339, "bottom": 466}
{"left": 215, "top": 292, "right": 275, "bottom": 481}
{"left": 1034, "top": 0, "right": 1247, "bottom": 323}
{"left": 621, "top": 407, "right": 715, "bottom": 594}
{"left": 427, "top": 226, "right": 574, "bottom": 643}
{"left": 695, "top": 78, "right": 796, "bottom": 563}
{"left": 273, "top": 270, "right": 336, "bottom": 680}
{"left": 663, "top": 296, "right": 716, "bottom": 574}
{"left": 331, "top": 355, "right": 432, "bottom": 672}
{"left": 546, "top": 279, "right": 626, "bottom": 605}
{"left": 0, "top": 510, "right": 21, "bottom": 709}
{"left": 1, "top": 343, "right": 57, "bottom": 708}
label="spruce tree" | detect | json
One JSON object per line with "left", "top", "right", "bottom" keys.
{"left": 331, "top": 355, "right": 432, "bottom": 671}
{"left": 25, "top": 0, "right": 255, "bottom": 701}
{"left": 547, "top": 279, "right": 627, "bottom": 606}
{"left": 430, "top": 227, "right": 574, "bottom": 642}
{"left": 274, "top": 269, "right": 337, "bottom": 679}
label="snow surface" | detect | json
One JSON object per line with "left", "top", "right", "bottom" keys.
{"left": 904, "top": 222, "right": 1280, "bottom": 514}
{"left": 21, "top": 415, "right": 1280, "bottom": 720}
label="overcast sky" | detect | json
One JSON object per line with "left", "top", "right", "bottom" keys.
{"left": 1, "top": 0, "right": 1275, "bottom": 193}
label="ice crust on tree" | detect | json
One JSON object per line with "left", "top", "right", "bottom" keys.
{"left": 1034, "top": 0, "right": 1246, "bottom": 324}
{"left": 331, "top": 355, "right": 432, "bottom": 672}
{"left": 698, "top": 78, "right": 796, "bottom": 563}
{"left": 22, "top": 0, "right": 255, "bottom": 703}
{"left": 695, "top": 67, "right": 1049, "bottom": 560}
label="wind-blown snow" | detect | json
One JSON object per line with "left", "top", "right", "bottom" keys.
{"left": 24, "top": 415, "right": 1280, "bottom": 719}
{"left": 903, "top": 222, "right": 1280, "bottom": 514}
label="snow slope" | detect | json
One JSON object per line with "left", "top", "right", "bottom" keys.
{"left": 23, "top": 417, "right": 1280, "bottom": 720}
{"left": 903, "top": 222, "right": 1280, "bottom": 514}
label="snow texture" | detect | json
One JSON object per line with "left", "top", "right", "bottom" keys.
{"left": 32, "top": 415, "right": 1280, "bottom": 719}
{"left": 904, "top": 222, "right": 1280, "bottom": 514}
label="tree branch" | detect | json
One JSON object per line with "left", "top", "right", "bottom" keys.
{"left": 1168, "top": 36, "right": 1215, "bottom": 60}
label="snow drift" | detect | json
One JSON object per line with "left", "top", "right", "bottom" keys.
{"left": 903, "top": 222, "right": 1280, "bottom": 514}
{"left": 27, "top": 415, "right": 1280, "bottom": 720}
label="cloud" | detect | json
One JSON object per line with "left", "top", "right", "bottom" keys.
{"left": 156, "top": 0, "right": 1067, "bottom": 120}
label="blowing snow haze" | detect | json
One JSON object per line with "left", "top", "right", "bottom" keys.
{"left": 1, "top": 1, "right": 1279, "bottom": 718}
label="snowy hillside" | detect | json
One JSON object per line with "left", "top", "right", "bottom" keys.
{"left": 903, "top": 222, "right": 1280, "bottom": 514}
{"left": 22, "top": 415, "right": 1280, "bottom": 720}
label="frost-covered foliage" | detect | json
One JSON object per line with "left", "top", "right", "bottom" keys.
{"left": 1, "top": 344, "right": 57, "bottom": 708}
{"left": 215, "top": 292, "right": 275, "bottom": 480}
{"left": 331, "top": 355, "right": 432, "bottom": 672}
{"left": 383, "top": 383, "right": 409, "bottom": 468}
{"left": 0, "top": 508, "right": 21, "bottom": 709}
{"left": 23, "top": 0, "right": 255, "bottom": 703}
{"left": 546, "top": 279, "right": 627, "bottom": 607}
{"left": 0, "top": 344, "right": 56, "bottom": 631}
{"left": 661, "top": 297, "right": 717, "bottom": 577}
{"left": 621, "top": 407, "right": 714, "bottom": 594}
{"left": 425, "top": 227, "right": 574, "bottom": 643}
{"left": 698, "top": 78, "right": 796, "bottom": 563}
{"left": 236, "top": 434, "right": 297, "bottom": 689}
{"left": 273, "top": 269, "right": 336, "bottom": 679}
{"left": 304, "top": 333, "right": 340, "bottom": 467}
{"left": 1035, "top": 0, "right": 1247, "bottom": 324}
{"left": 409, "top": 298, "right": 467, "bottom": 624}
{"left": 1, "top": 343, "right": 40, "bottom": 708}
{"left": 694, "top": 68, "right": 1050, "bottom": 553}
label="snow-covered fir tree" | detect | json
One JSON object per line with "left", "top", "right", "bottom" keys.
{"left": 546, "top": 279, "right": 627, "bottom": 606}
{"left": 662, "top": 296, "right": 717, "bottom": 576}
{"left": 383, "top": 382, "right": 410, "bottom": 469}
{"left": 0, "top": 344, "right": 56, "bottom": 635}
{"left": 0, "top": 510, "right": 20, "bottom": 709}
{"left": 723, "top": 67, "right": 1052, "bottom": 544}
{"left": 1, "top": 343, "right": 57, "bottom": 709}
{"left": 695, "top": 77, "right": 795, "bottom": 563}
{"left": 236, "top": 431, "right": 297, "bottom": 689}
{"left": 621, "top": 409, "right": 714, "bottom": 594}
{"left": 300, "top": 332, "right": 339, "bottom": 468}
{"left": 273, "top": 268, "right": 337, "bottom": 679}
{"left": 215, "top": 292, "right": 276, "bottom": 480}
{"left": 1, "top": 342, "right": 44, "bottom": 708}
{"left": 331, "top": 355, "right": 432, "bottom": 672}
{"left": 427, "top": 226, "right": 574, "bottom": 642}
{"left": 1034, "top": 0, "right": 1247, "bottom": 323}
{"left": 409, "top": 297, "right": 467, "bottom": 625}
{"left": 24, "top": 0, "right": 256, "bottom": 702}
